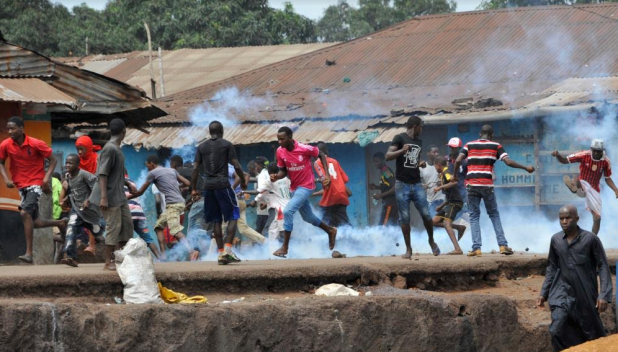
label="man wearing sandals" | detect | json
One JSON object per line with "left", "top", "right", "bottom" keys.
{"left": 270, "top": 126, "right": 338, "bottom": 258}
{"left": 432, "top": 156, "right": 466, "bottom": 255}
{"left": 0, "top": 116, "right": 68, "bottom": 264}
{"left": 552, "top": 139, "right": 618, "bottom": 235}
{"left": 453, "top": 124, "right": 535, "bottom": 257}
{"left": 386, "top": 116, "right": 440, "bottom": 258}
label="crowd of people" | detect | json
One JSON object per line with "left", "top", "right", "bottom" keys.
{"left": 1, "top": 114, "right": 616, "bottom": 351}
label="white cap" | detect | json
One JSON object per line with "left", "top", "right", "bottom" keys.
{"left": 591, "top": 139, "right": 604, "bottom": 150}
{"left": 447, "top": 137, "right": 462, "bottom": 148}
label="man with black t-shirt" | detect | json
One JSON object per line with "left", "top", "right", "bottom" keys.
{"left": 386, "top": 115, "right": 439, "bottom": 259}
{"left": 191, "top": 121, "right": 247, "bottom": 265}
{"left": 453, "top": 124, "right": 535, "bottom": 257}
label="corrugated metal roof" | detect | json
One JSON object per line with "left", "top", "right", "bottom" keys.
{"left": 155, "top": 4, "right": 618, "bottom": 124}
{"left": 0, "top": 40, "right": 167, "bottom": 124}
{"left": 54, "top": 43, "right": 338, "bottom": 98}
{"left": 0, "top": 78, "right": 77, "bottom": 107}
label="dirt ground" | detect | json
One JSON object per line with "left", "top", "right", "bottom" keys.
{"left": 0, "top": 253, "right": 615, "bottom": 351}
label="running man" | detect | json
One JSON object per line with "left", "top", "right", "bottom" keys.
{"left": 124, "top": 177, "right": 161, "bottom": 258}
{"left": 537, "top": 205, "right": 611, "bottom": 351}
{"left": 254, "top": 162, "right": 292, "bottom": 241}
{"left": 420, "top": 144, "right": 445, "bottom": 216}
{"left": 270, "top": 126, "right": 337, "bottom": 258}
{"left": 60, "top": 154, "right": 102, "bottom": 267}
{"left": 130, "top": 155, "right": 194, "bottom": 260}
{"left": 0, "top": 116, "right": 67, "bottom": 263}
{"left": 385, "top": 115, "right": 438, "bottom": 258}
{"left": 85, "top": 118, "right": 136, "bottom": 271}
{"left": 432, "top": 156, "right": 466, "bottom": 255}
{"left": 191, "top": 121, "right": 246, "bottom": 265}
{"left": 453, "top": 124, "right": 535, "bottom": 257}
{"left": 552, "top": 139, "right": 618, "bottom": 235}
{"left": 369, "top": 152, "right": 398, "bottom": 226}
{"left": 313, "top": 143, "right": 352, "bottom": 227}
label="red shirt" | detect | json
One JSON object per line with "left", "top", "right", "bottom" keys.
{"left": 0, "top": 135, "right": 52, "bottom": 189}
{"left": 314, "top": 157, "right": 350, "bottom": 207}
{"left": 276, "top": 140, "right": 319, "bottom": 191}
{"left": 567, "top": 150, "right": 611, "bottom": 192}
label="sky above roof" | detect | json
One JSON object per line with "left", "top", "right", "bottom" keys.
{"left": 53, "top": 0, "right": 483, "bottom": 18}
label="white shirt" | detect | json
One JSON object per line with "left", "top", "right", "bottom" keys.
{"left": 256, "top": 177, "right": 291, "bottom": 212}
{"left": 420, "top": 163, "right": 445, "bottom": 203}
{"left": 256, "top": 169, "right": 270, "bottom": 215}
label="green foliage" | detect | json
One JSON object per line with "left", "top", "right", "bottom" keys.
{"left": 0, "top": 0, "right": 316, "bottom": 56}
{"left": 317, "top": 0, "right": 456, "bottom": 42}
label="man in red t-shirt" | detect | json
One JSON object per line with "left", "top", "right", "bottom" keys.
{"left": 313, "top": 143, "right": 352, "bottom": 227}
{"left": 0, "top": 117, "right": 68, "bottom": 263}
{"left": 270, "top": 127, "right": 337, "bottom": 258}
{"left": 552, "top": 139, "right": 618, "bottom": 234}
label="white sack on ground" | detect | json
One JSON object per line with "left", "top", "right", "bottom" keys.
{"left": 116, "top": 238, "right": 163, "bottom": 304}
{"left": 315, "top": 283, "right": 359, "bottom": 297}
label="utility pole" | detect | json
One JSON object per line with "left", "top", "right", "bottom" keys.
{"left": 158, "top": 47, "right": 166, "bottom": 97}
{"left": 144, "top": 22, "right": 157, "bottom": 99}
{"left": 85, "top": 37, "right": 89, "bottom": 56}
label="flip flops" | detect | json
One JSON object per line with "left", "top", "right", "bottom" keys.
{"left": 430, "top": 242, "right": 441, "bottom": 256}
{"left": 61, "top": 257, "right": 78, "bottom": 267}
{"left": 18, "top": 254, "right": 33, "bottom": 264}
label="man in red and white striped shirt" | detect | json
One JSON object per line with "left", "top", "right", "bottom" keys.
{"left": 453, "top": 125, "right": 535, "bottom": 257}
{"left": 552, "top": 139, "right": 618, "bottom": 235}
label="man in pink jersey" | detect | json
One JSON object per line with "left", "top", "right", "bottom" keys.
{"left": 270, "top": 126, "right": 338, "bottom": 258}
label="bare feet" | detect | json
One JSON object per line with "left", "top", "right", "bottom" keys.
{"left": 190, "top": 250, "right": 200, "bottom": 261}
{"left": 273, "top": 247, "right": 288, "bottom": 258}
{"left": 458, "top": 227, "right": 467, "bottom": 241}
{"left": 103, "top": 263, "right": 116, "bottom": 271}
{"left": 19, "top": 254, "right": 33, "bottom": 264}
{"left": 446, "top": 250, "right": 463, "bottom": 255}
{"left": 328, "top": 227, "right": 338, "bottom": 250}
{"left": 402, "top": 250, "right": 412, "bottom": 259}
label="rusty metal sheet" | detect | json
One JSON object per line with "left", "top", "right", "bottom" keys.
{"left": 156, "top": 4, "right": 618, "bottom": 124}
{"left": 0, "top": 78, "right": 77, "bottom": 107}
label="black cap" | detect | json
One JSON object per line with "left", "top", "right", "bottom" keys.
{"left": 255, "top": 156, "right": 269, "bottom": 167}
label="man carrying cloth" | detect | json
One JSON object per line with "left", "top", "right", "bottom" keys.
{"left": 552, "top": 139, "right": 618, "bottom": 235}
{"left": 313, "top": 143, "right": 352, "bottom": 227}
{"left": 270, "top": 126, "right": 337, "bottom": 258}
{"left": 0, "top": 116, "right": 67, "bottom": 263}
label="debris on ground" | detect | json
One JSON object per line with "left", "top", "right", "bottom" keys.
{"left": 332, "top": 251, "right": 347, "bottom": 259}
{"left": 116, "top": 238, "right": 163, "bottom": 304}
{"left": 315, "top": 284, "right": 359, "bottom": 297}
{"left": 159, "top": 283, "right": 207, "bottom": 304}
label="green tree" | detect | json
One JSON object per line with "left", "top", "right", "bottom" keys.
{"left": 317, "top": 0, "right": 456, "bottom": 42}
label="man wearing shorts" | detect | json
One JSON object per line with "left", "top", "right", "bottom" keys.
{"left": 124, "top": 177, "right": 161, "bottom": 259}
{"left": 131, "top": 155, "right": 194, "bottom": 260}
{"left": 385, "top": 115, "right": 438, "bottom": 258}
{"left": 432, "top": 156, "right": 466, "bottom": 255}
{"left": 192, "top": 121, "right": 246, "bottom": 265}
{"left": 0, "top": 116, "right": 68, "bottom": 263}
{"left": 552, "top": 139, "right": 618, "bottom": 235}
{"left": 270, "top": 126, "right": 337, "bottom": 258}
{"left": 86, "top": 118, "right": 136, "bottom": 271}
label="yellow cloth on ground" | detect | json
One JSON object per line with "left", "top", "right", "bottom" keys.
{"left": 158, "top": 282, "right": 207, "bottom": 304}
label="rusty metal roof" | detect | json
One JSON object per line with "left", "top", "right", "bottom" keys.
{"left": 0, "top": 40, "right": 167, "bottom": 124}
{"left": 156, "top": 4, "right": 618, "bottom": 125}
{"left": 0, "top": 78, "right": 77, "bottom": 108}
{"left": 55, "top": 43, "right": 338, "bottom": 98}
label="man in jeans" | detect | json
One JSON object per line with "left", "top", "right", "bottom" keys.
{"left": 270, "top": 126, "right": 338, "bottom": 258}
{"left": 386, "top": 115, "right": 439, "bottom": 259}
{"left": 453, "top": 124, "right": 535, "bottom": 257}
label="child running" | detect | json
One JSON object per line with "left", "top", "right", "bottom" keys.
{"left": 432, "top": 156, "right": 466, "bottom": 255}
